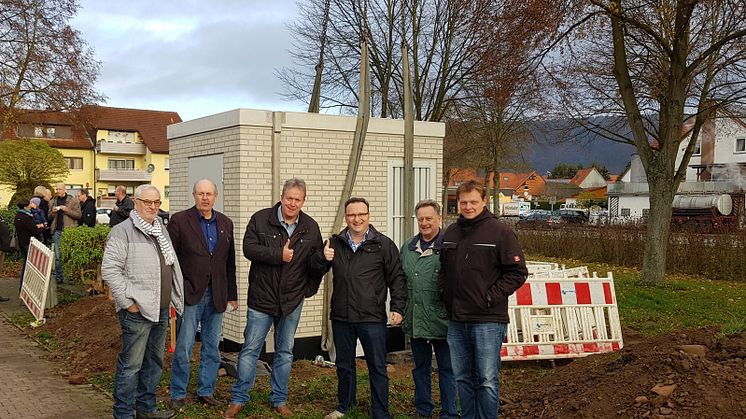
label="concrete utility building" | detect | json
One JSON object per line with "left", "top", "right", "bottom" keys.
{"left": 167, "top": 108, "right": 445, "bottom": 355}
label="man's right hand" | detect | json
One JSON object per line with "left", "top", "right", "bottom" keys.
{"left": 323, "top": 239, "right": 334, "bottom": 261}
{"left": 127, "top": 303, "right": 139, "bottom": 313}
{"left": 282, "top": 239, "right": 294, "bottom": 263}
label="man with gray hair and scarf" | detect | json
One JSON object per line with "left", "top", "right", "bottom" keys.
{"left": 103, "top": 184, "right": 185, "bottom": 419}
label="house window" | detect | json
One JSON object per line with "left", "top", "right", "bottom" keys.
{"left": 64, "top": 157, "right": 83, "bottom": 170}
{"left": 164, "top": 158, "right": 170, "bottom": 170}
{"left": 164, "top": 186, "right": 170, "bottom": 198}
{"left": 387, "top": 160, "right": 437, "bottom": 247}
{"left": 46, "top": 127, "right": 56, "bottom": 138}
{"left": 642, "top": 208, "right": 650, "bottom": 218}
{"left": 34, "top": 127, "right": 44, "bottom": 137}
{"left": 693, "top": 139, "right": 701, "bottom": 155}
{"left": 621, "top": 208, "right": 631, "bottom": 217}
{"left": 736, "top": 138, "right": 745, "bottom": 153}
{"left": 108, "top": 159, "right": 135, "bottom": 170}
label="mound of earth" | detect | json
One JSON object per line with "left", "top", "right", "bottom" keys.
{"left": 501, "top": 328, "right": 746, "bottom": 418}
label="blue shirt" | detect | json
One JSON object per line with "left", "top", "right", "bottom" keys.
{"left": 277, "top": 205, "right": 298, "bottom": 237}
{"left": 345, "top": 229, "right": 369, "bottom": 252}
{"left": 196, "top": 208, "right": 218, "bottom": 254}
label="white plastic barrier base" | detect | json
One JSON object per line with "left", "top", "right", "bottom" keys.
{"left": 503, "top": 270, "right": 623, "bottom": 361}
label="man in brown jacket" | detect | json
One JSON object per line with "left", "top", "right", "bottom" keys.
{"left": 168, "top": 179, "right": 237, "bottom": 410}
{"left": 49, "top": 182, "right": 81, "bottom": 283}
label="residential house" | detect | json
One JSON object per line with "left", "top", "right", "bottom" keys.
{"left": 1, "top": 106, "right": 181, "bottom": 210}
{"left": 446, "top": 169, "right": 547, "bottom": 214}
{"left": 570, "top": 167, "right": 607, "bottom": 189}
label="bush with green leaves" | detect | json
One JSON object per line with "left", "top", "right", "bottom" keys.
{"left": 59, "top": 225, "right": 111, "bottom": 282}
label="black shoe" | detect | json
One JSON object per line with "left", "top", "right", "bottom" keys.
{"left": 170, "top": 398, "right": 186, "bottom": 410}
{"left": 135, "top": 409, "right": 175, "bottom": 419}
{"left": 197, "top": 395, "right": 225, "bottom": 407}
{"left": 0, "top": 296, "right": 9, "bottom": 302}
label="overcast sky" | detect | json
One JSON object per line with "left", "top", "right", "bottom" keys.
{"left": 72, "top": 1, "right": 307, "bottom": 121}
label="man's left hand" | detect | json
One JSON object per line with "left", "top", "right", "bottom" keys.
{"left": 388, "top": 311, "right": 402, "bottom": 326}
{"left": 228, "top": 300, "right": 238, "bottom": 311}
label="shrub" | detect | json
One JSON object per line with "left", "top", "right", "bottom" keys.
{"left": 59, "top": 225, "right": 111, "bottom": 282}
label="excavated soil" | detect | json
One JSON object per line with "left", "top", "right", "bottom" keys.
{"left": 35, "top": 296, "right": 746, "bottom": 418}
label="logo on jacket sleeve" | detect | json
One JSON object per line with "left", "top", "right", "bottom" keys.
{"left": 513, "top": 255, "right": 521, "bottom": 262}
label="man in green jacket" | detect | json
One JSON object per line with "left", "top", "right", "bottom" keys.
{"left": 401, "top": 200, "right": 457, "bottom": 418}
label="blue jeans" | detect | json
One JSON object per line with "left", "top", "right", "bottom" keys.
{"left": 447, "top": 321, "right": 508, "bottom": 419}
{"left": 333, "top": 321, "right": 390, "bottom": 419}
{"left": 113, "top": 308, "right": 169, "bottom": 419}
{"left": 411, "top": 338, "right": 458, "bottom": 418}
{"left": 230, "top": 302, "right": 303, "bottom": 407}
{"left": 52, "top": 230, "right": 64, "bottom": 283}
{"left": 169, "top": 288, "right": 224, "bottom": 400}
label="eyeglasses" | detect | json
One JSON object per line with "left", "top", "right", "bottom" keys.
{"left": 194, "top": 192, "right": 215, "bottom": 198}
{"left": 136, "top": 198, "right": 162, "bottom": 207}
{"left": 345, "top": 212, "right": 369, "bottom": 219}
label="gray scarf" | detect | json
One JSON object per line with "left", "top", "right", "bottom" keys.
{"left": 130, "top": 211, "right": 175, "bottom": 266}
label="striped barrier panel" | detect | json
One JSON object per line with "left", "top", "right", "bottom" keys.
{"left": 20, "top": 237, "right": 54, "bottom": 324}
{"left": 526, "top": 261, "right": 561, "bottom": 273}
{"left": 530, "top": 266, "right": 590, "bottom": 280}
{"left": 503, "top": 271, "right": 623, "bottom": 361}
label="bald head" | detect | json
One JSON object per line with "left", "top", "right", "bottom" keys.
{"left": 192, "top": 179, "right": 218, "bottom": 217}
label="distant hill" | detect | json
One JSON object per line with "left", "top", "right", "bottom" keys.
{"left": 526, "top": 118, "right": 638, "bottom": 176}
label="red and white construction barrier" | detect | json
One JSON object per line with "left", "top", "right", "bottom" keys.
{"left": 20, "top": 237, "right": 54, "bottom": 326}
{"left": 503, "top": 270, "right": 623, "bottom": 361}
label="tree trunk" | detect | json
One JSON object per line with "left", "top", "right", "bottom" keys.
{"left": 641, "top": 173, "right": 676, "bottom": 284}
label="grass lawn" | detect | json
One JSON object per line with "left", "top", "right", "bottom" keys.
{"left": 36, "top": 257, "right": 746, "bottom": 418}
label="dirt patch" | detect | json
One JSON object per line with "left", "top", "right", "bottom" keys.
{"left": 31, "top": 296, "right": 746, "bottom": 418}
{"left": 501, "top": 328, "right": 746, "bottom": 418}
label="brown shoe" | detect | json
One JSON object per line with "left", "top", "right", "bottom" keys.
{"left": 223, "top": 403, "right": 242, "bottom": 419}
{"left": 274, "top": 405, "right": 293, "bottom": 416}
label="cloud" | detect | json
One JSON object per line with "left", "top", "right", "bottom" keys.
{"left": 74, "top": 0, "right": 306, "bottom": 120}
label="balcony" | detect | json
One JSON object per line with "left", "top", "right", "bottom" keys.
{"left": 96, "top": 168, "right": 152, "bottom": 182}
{"left": 607, "top": 181, "right": 737, "bottom": 195}
{"left": 96, "top": 141, "right": 147, "bottom": 155}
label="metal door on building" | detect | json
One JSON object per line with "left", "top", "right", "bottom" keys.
{"left": 188, "top": 154, "right": 224, "bottom": 212}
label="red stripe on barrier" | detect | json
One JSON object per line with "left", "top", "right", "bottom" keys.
{"left": 546, "top": 283, "right": 562, "bottom": 305}
{"left": 500, "top": 347, "right": 508, "bottom": 357}
{"left": 612, "top": 342, "right": 620, "bottom": 351}
{"left": 603, "top": 283, "right": 613, "bottom": 304}
{"left": 523, "top": 345, "right": 540, "bottom": 356}
{"left": 582, "top": 343, "right": 600, "bottom": 353}
{"left": 554, "top": 344, "right": 570, "bottom": 354}
{"left": 516, "top": 284, "right": 533, "bottom": 306}
{"left": 575, "top": 283, "right": 591, "bottom": 304}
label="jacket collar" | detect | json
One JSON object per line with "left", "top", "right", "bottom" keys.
{"left": 407, "top": 230, "right": 443, "bottom": 252}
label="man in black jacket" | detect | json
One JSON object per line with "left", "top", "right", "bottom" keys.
{"left": 439, "top": 180, "right": 528, "bottom": 419}
{"left": 77, "top": 188, "right": 97, "bottom": 227}
{"left": 224, "top": 178, "right": 324, "bottom": 419}
{"left": 312, "top": 197, "right": 407, "bottom": 419}
{"left": 109, "top": 185, "right": 134, "bottom": 227}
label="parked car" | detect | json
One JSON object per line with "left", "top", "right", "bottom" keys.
{"left": 518, "top": 210, "right": 553, "bottom": 226}
{"left": 557, "top": 209, "right": 589, "bottom": 224}
{"left": 96, "top": 208, "right": 112, "bottom": 225}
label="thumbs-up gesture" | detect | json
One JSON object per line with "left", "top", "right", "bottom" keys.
{"left": 323, "top": 239, "right": 335, "bottom": 261}
{"left": 282, "top": 238, "right": 294, "bottom": 263}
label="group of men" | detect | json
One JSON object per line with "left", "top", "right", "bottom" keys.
{"left": 102, "top": 177, "right": 527, "bottom": 419}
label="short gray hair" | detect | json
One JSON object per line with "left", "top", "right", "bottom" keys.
{"left": 282, "top": 178, "right": 307, "bottom": 198}
{"left": 415, "top": 199, "right": 441, "bottom": 214}
{"left": 134, "top": 184, "right": 160, "bottom": 199}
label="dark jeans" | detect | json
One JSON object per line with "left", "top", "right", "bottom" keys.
{"left": 411, "top": 338, "right": 458, "bottom": 418}
{"left": 333, "top": 321, "right": 390, "bottom": 419}
{"left": 52, "top": 230, "right": 64, "bottom": 283}
{"left": 113, "top": 308, "right": 169, "bottom": 419}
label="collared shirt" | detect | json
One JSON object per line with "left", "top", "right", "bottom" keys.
{"left": 277, "top": 205, "right": 298, "bottom": 237}
{"left": 345, "top": 229, "right": 369, "bottom": 252}
{"left": 196, "top": 207, "right": 218, "bottom": 254}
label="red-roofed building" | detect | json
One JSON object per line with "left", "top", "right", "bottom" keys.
{"left": 446, "top": 169, "right": 546, "bottom": 213}
{"left": 1, "top": 105, "right": 181, "bottom": 210}
{"left": 569, "top": 167, "right": 607, "bottom": 189}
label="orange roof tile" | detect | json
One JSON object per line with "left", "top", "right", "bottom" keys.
{"left": 570, "top": 167, "right": 593, "bottom": 186}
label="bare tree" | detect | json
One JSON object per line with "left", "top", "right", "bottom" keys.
{"left": 547, "top": 0, "right": 746, "bottom": 283}
{"left": 278, "top": 0, "right": 490, "bottom": 121}
{"left": 0, "top": 0, "right": 104, "bottom": 131}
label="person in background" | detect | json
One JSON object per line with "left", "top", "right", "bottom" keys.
{"left": 102, "top": 184, "right": 184, "bottom": 419}
{"left": 49, "top": 183, "right": 81, "bottom": 284}
{"left": 401, "top": 200, "right": 457, "bottom": 419}
{"left": 30, "top": 197, "right": 47, "bottom": 230}
{"left": 77, "top": 188, "right": 97, "bottom": 227}
{"left": 0, "top": 216, "right": 11, "bottom": 301}
{"left": 15, "top": 198, "right": 43, "bottom": 291}
{"left": 109, "top": 185, "right": 134, "bottom": 227}
{"left": 32, "top": 185, "right": 50, "bottom": 244}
